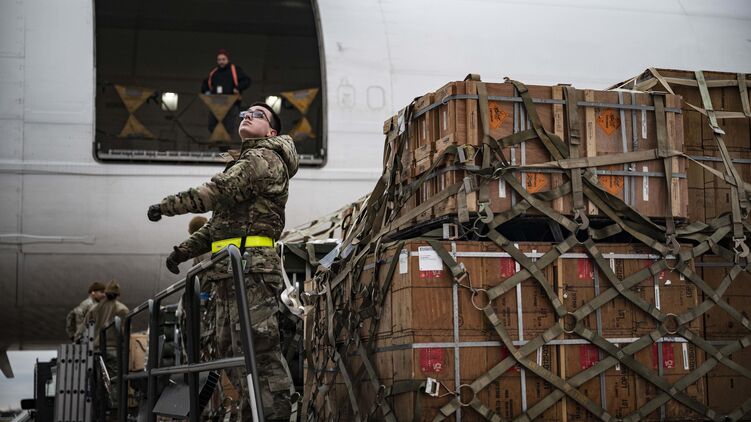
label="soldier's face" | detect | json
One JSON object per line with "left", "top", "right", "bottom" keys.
{"left": 217, "top": 54, "right": 229, "bottom": 68}
{"left": 92, "top": 290, "right": 105, "bottom": 302}
{"left": 239, "top": 106, "right": 277, "bottom": 138}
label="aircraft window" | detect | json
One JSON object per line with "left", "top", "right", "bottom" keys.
{"left": 94, "top": 0, "right": 325, "bottom": 165}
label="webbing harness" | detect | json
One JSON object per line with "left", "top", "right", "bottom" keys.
{"left": 303, "top": 75, "right": 751, "bottom": 422}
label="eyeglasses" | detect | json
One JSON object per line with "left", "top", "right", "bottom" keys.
{"left": 239, "top": 109, "right": 270, "bottom": 123}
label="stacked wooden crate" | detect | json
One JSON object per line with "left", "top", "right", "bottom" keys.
{"left": 383, "top": 77, "right": 688, "bottom": 226}
{"left": 613, "top": 69, "right": 751, "bottom": 223}
{"left": 614, "top": 69, "right": 751, "bottom": 415}
{"left": 308, "top": 240, "right": 711, "bottom": 421}
{"left": 306, "top": 70, "right": 751, "bottom": 422}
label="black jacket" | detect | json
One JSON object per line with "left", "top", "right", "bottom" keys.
{"left": 201, "top": 63, "right": 251, "bottom": 95}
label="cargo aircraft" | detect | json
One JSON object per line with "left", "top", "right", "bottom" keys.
{"left": 1, "top": 0, "right": 749, "bottom": 378}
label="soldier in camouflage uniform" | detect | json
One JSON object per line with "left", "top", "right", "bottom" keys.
{"left": 65, "top": 281, "right": 105, "bottom": 342}
{"left": 148, "top": 102, "right": 298, "bottom": 421}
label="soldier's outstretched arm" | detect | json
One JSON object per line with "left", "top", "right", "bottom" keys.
{"left": 148, "top": 152, "right": 273, "bottom": 220}
{"left": 165, "top": 220, "right": 213, "bottom": 274}
{"left": 179, "top": 220, "right": 212, "bottom": 258}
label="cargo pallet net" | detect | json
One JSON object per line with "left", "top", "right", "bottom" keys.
{"left": 302, "top": 72, "right": 751, "bottom": 421}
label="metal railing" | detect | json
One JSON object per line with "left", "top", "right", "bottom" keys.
{"left": 99, "top": 245, "right": 264, "bottom": 422}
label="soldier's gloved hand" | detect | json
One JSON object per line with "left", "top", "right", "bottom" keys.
{"left": 147, "top": 204, "right": 162, "bottom": 221}
{"left": 166, "top": 246, "right": 190, "bottom": 274}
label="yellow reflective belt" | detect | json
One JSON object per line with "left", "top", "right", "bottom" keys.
{"left": 211, "top": 236, "right": 275, "bottom": 253}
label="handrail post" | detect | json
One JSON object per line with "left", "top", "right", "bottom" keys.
{"left": 99, "top": 325, "right": 108, "bottom": 422}
{"left": 95, "top": 246, "right": 271, "bottom": 422}
{"left": 146, "top": 299, "right": 159, "bottom": 422}
{"left": 115, "top": 316, "right": 126, "bottom": 422}
{"left": 228, "top": 245, "right": 265, "bottom": 422}
{"left": 185, "top": 268, "right": 202, "bottom": 422}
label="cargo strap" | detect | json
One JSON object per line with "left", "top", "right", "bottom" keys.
{"left": 653, "top": 92, "right": 679, "bottom": 254}
{"left": 695, "top": 70, "right": 750, "bottom": 259}
{"left": 632, "top": 69, "right": 751, "bottom": 120}
{"left": 503, "top": 79, "right": 672, "bottom": 255}
{"left": 428, "top": 233, "right": 741, "bottom": 421}
{"left": 564, "top": 86, "right": 587, "bottom": 229}
{"left": 474, "top": 78, "right": 495, "bottom": 225}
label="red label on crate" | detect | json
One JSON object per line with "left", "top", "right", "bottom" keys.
{"left": 420, "top": 348, "right": 445, "bottom": 374}
{"left": 578, "top": 258, "right": 594, "bottom": 280}
{"left": 652, "top": 343, "right": 676, "bottom": 369}
{"left": 419, "top": 270, "right": 445, "bottom": 279}
{"left": 579, "top": 344, "right": 600, "bottom": 369}
{"left": 500, "top": 258, "right": 516, "bottom": 278}
{"left": 498, "top": 346, "right": 521, "bottom": 373}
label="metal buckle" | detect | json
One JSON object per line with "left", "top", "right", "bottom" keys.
{"left": 455, "top": 268, "right": 469, "bottom": 285}
{"left": 457, "top": 384, "right": 476, "bottom": 407}
{"left": 281, "top": 286, "right": 304, "bottom": 317}
{"left": 478, "top": 202, "right": 494, "bottom": 224}
{"left": 463, "top": 176, "right": 477, "bottom": 194}
{"left": 665, "top": 234, "right": 680, "bottom": 256}
{"left": 734, "top": 236, "right": 750, "bottom": 259}
{"left": 425, "top": 377, "right": 440, "bottom": 397}
{"left": 470, "top": 288, "right": 490, "bottom": 311}
{"left": 457, "top": 145, "right": 467, "bottom": 163}
{"left": 443, "top": 223, "right": 459, "bottom": 240}
{"left": 573, "top": 209, "right": 590, "bottom": 231}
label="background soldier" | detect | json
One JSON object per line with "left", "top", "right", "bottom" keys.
{"left": 65, "top": 281, "right": 105, "bottom": 342}
{"left": 81, "top": 281, "right": 129, "bottom": 406}
{"left": 148, "top": 102, "right": 298, "bottom": 421}
{"left": 81, "top": 281, "right": 129, "bottom": 348}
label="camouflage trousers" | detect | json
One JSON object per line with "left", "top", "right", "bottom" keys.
{"left": 177, "top": 280, "right": 216, "bottom": 362}
{"left": 178, "top": 279, "right": 232, "bottom": 421}
{"left": 212, "top": 270, "right": 292, "bottom": 421}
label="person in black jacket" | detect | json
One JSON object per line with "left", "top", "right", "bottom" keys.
{"left": 201, "top": 49, "right": 251, "bottom": 136}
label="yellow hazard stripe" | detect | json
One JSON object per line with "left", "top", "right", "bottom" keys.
{"left": 211, "top": 236, "right": 274, "bottom": 253}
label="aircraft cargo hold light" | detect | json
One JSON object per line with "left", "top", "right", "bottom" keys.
{"left": 266, "top": 95, "right": 282, "bottom": 114}
{"left": 160, "top": 92, "right": 179, "bottom": 112}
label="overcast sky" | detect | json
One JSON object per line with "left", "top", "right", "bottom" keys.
{"left": 0, "top": 351, "right": 57, "bottom": 410}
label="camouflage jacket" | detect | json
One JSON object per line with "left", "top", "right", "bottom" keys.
{"left": 65, "top": 296, "right": 96, "bottom": 340}
{"left": 160, "top": 136, "right": 299, "bottom": 269}
{"left": 81, "top": 299, "right": 130, "bottom": 347}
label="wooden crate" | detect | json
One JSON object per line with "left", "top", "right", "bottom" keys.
{"left": 614, "top": 69, "right": 751, "bottom": 225}
{"left": 390, "top": 79, "right": 688, "bottom": 224}
{"left": 686, "top": 147, "right": 751, "bottom": 223}
{"left": 481, "top": 84, "right": 687, "bottom": 221}
{"left": 614, "top": 68, "right": 751, "bottom": 152}
{"left": 311, "top": 240, "right": 718, "bottom": 421}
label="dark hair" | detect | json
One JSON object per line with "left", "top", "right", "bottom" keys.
{"left": 106, "top": 292, "right": 118, "bottom": 300}
{"left": 88, "top": 281, "right": 106, "bottom": 293}
{"left": 250, "top": 102, "right": 282, "bottom": 134}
